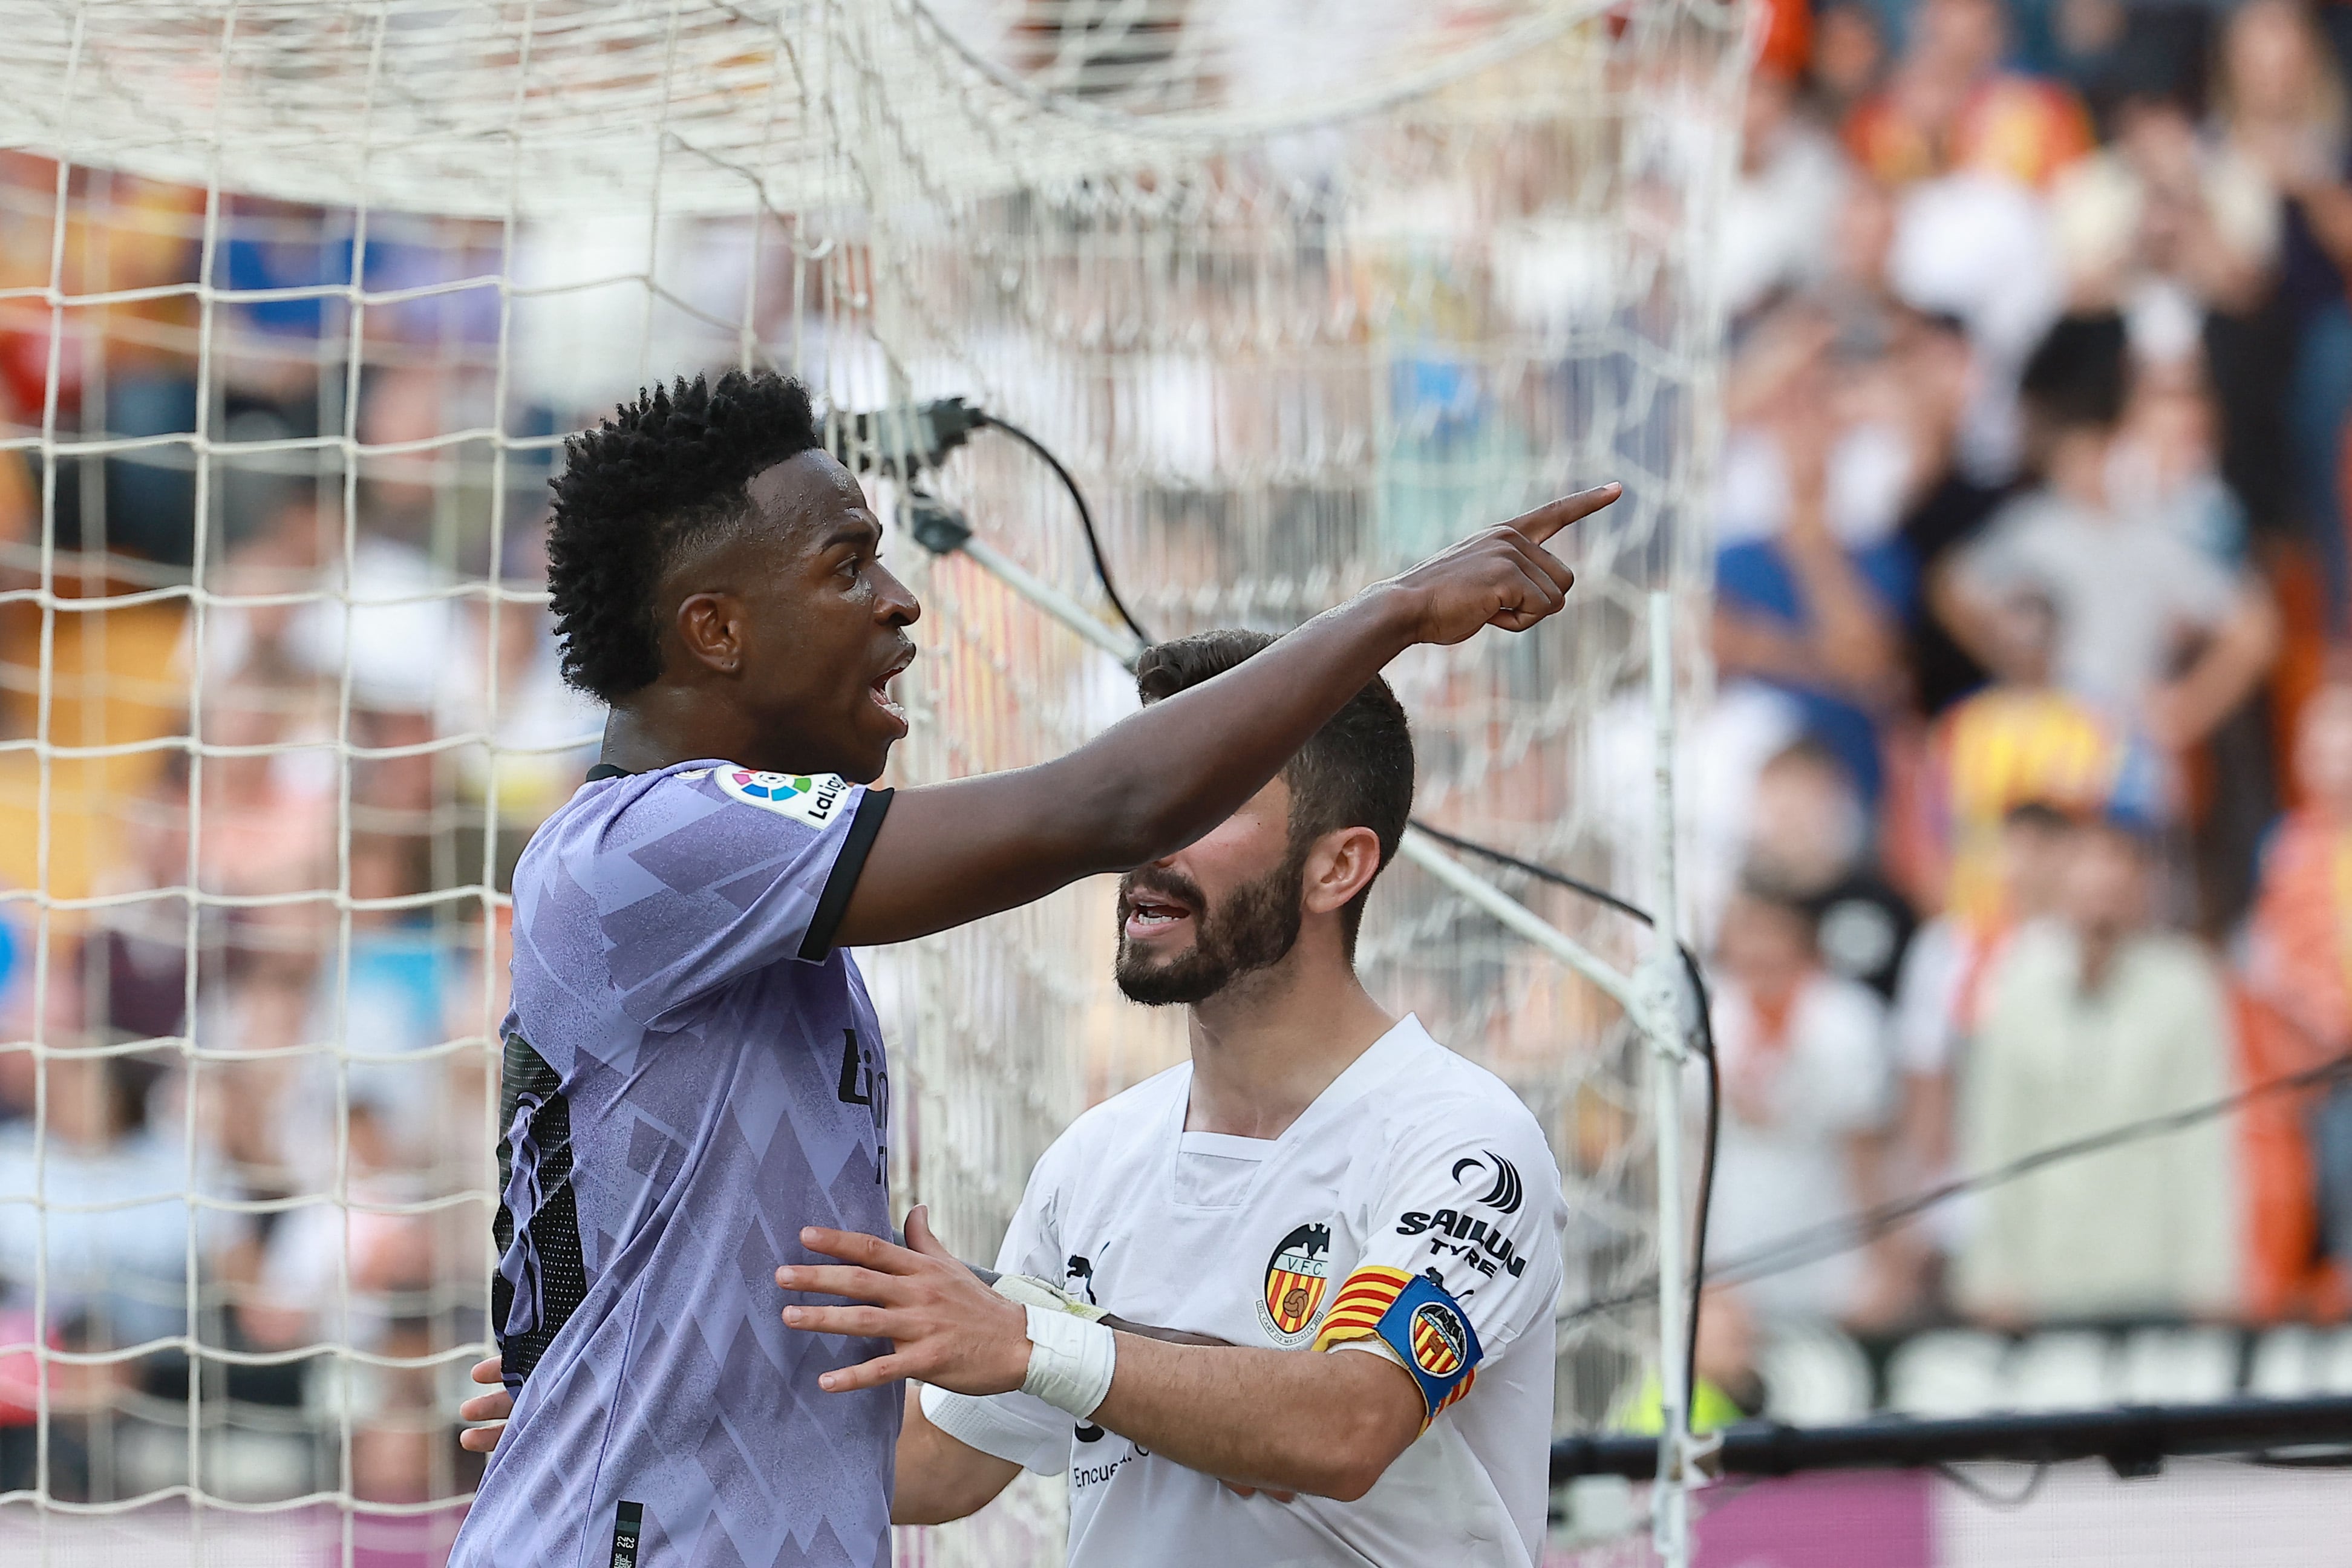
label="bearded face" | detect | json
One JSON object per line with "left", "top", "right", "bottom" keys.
{"left": 1112, "top": 843, "right": 1311, "bottom": 1007}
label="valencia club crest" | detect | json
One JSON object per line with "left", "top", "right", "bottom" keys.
{"left": 1409, "top": 1299, "right": 1469, "bottom": 1378}
{"left": 1256, "top": 1221, "right": 1332, "bottom": 1346}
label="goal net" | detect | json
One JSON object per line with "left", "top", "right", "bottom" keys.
{"left": 0, "top": 2, "right": 1748, "bottom": 1563}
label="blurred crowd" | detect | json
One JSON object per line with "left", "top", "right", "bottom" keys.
{"left": 1691, "top": 0, "right": 2352, "bottom": 1414}
{"left": 0, "top": 0, "right": 2349, "bottom": 1507}
{"left": 0, "top": 161, "right": 605, "bottom": 1508}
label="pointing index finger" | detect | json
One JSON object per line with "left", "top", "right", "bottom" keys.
{"left": 1504, "top": 482, "right": 1621, "bottom": 545}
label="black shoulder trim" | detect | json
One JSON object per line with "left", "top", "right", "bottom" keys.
{"left": 799, "top": 786, "right": 893, "bottom": 961}
{"left": 585, "top": 762, "right": 633, "bottom": 782}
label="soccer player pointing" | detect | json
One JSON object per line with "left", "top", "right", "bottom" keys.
{"left": 448, "top": 368, "right": 1611, "bottom": 1568}
{"left": 796, "top": 633, "right": 1567, "bottom": 1566}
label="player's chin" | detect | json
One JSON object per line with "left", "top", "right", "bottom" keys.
{"left": 837, "top": 722, "right": 903, "bottom": 784}
{"left": 1113, "top": 942, "right": 1198, "bottom": 996}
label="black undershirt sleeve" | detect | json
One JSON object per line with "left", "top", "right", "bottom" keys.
{"left": 799, "top": 786, "right": 893, "bottom": 961}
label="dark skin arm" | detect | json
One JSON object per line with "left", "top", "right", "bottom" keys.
{"left": 595, "top": 449, "right": 1610, "bottom": 948}
{"left": 831, "top": 486, "right": 1616, "bottom": 947}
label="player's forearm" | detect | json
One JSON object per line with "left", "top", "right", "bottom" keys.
{"left": 1088, "top": 1336, "right": 1423, "bottom": 1501}
{"left": 2164, "top": 588, "right": 2279, "bottom": 746}
{"left": 834, "top": 491, "right": 1599, "bottom": 947}
{"left": 831, "top": 587, "right": 1418, "bottom": 948}
{"left": 1050, "top": 585, "right": 1421, "bottom": 869}
{"left": 891, "top": 1386, "right": 1021, "bottom": 1526}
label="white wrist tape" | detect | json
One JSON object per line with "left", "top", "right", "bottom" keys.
{"left": 1019, "top": 1302, "right": 1117, "bottom": 1420}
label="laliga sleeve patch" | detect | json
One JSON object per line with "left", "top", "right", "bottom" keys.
{"left": 1322, "top": 1269, "right": 1481, "bottom": 1421}
{"left": 715, "top": 767, "right": 851, "bottom": 830}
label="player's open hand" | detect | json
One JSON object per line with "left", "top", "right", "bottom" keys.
{"left": 777, "top": 1204, "right": 1032, "bottom": 1397}
{"left": 458, "top": 1355, "right": 512, "bottom": 1454}
{"left": 1385, "top": 483, "right": 1618, "bottom": 646}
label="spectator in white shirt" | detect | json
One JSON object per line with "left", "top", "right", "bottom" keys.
{"left": 1704, "top": 872, "right": 1896, "bottom": 1324}
{"left": 1936, "top": 312, "right": 2277, "bottom": 751}
{"left": 1955, "top": 813, "right": 2239, "bottom": 1322}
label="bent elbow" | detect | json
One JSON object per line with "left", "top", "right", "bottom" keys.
{"left": 1318, "top": 1460, "right": 1384, "bottom": 1504}
{"left": 1302, "top": 1425, "right": 1411, "bottom": 1503}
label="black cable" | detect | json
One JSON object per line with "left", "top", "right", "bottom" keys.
{"left": 1557, "top": 1046, "right": 2352, "bottom": 1327}
{"left": 1408, "top": 819, "right": 1720, "bottom": 1434}
{"left": 1933, "top": 1460, "right": 2050, "bottom": 1509}
{"left": 1708, "top": 1047, "right": 2352, "bottom": 1292}
{"left": 970, "top": 406, "right": 1722, "bottom": 1445}
{"left": 972, "top": 411, "right": 1154, "bottom": 648}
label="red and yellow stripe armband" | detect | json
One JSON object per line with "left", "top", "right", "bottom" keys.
{"left": 1312, "top": 1265, "right": 1481, "bottom": 1423}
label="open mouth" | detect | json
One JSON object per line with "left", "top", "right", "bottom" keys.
{"left": 1122, "top": 887, "right": 1197, "bottom": 941}
{"left": 869, "top": 648, "right": 913, "bottom": 728}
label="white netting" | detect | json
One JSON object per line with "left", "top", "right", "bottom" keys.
{"left": 0, "top": 3, "right": 1747, "bottom": 1563}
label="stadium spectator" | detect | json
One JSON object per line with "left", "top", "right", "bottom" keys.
{"left": 1702, "top": 872, "right": 1895, "bottom": 1324}
{"left": 1725, "top": 67, "right": 1852, "bottom": 326}
{"left": 1842, "top": 0, "right": 2095, "bottom": 191}
{"left": 1808, "top": 176, "right": 1907, "bottom": 351}
{"left": 1714, "top": 305, "right": 1914, "bottom": 807}
{"left": 1808, "top": 3, "right": 1888, "bottom": 125}
{"left": 2214, "top": 0, "right": 2352, "bottom": 631}
{"left": 2049, "top": 89, "right": 2278, "bottom": 342}
{"left": 2240, "top": 683, "right": 2352, "bottom": 1315}
{"left": 1746, "top": 738, "right": 1918, "bottom": 1001}
{"left": 1619, "top": 1285, "right": 1765, "bottom": 1432}
{"left": 1934, "top": 313, "right": 2278, "bottom": 755}
{"left": 1914, "top": 584, "right": 2145, "bottom": 925}
{"left": 1887, "top": 799, "right": 2073, "bottom": 1307}
{"left": 0, "top": 1011, "right": 220, "bottom": 1355}
{"left": 1889, "top": 307, "right": 2009, "bottom": 717}
{"left": 1955, "top": 812, "right": 2239, "bottom": 1321}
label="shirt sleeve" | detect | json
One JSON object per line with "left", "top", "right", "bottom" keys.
{"left": 1949, "top": 498, "right": 2042, "bottom": 601}
{"left": 1314, "top": 1104, "right": 1564, "bottom": 1425}
{"left": 919, "top": 1382, "right": 1073, "bottom": 1475}
{"left": 2157, "top": 535, "right": 2242, "bottom": 630}
{"left": 1890, "top": 921, "right": 1966, "bottom": 1076}
{"left": 592, "top": 765, "right": 892, "bottom": 1026}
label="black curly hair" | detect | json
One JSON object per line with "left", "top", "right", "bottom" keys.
{"left": 545, "top": 370, "right": 825, "bottom": 702}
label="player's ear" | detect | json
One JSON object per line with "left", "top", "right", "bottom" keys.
{"left": 1302, "top": 825, "right": 1382, "bottom": 918}
{"left": 675, "top": 590, "right": 745, "bottom": 676}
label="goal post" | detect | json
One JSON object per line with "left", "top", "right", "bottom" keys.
{"left": 0, "top": 4, "right": 1752, "bottom": 1565}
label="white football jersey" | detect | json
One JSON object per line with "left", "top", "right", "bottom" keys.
{"left": 921, "top": 1014, "right": 1566, "bottom": 1567}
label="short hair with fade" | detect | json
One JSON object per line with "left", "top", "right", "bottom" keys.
{"left": 545, "top": 369, "right": 825, "bottom": 703}
{"left": 1135, "top": 629, "right": 1415, "bottom": 956}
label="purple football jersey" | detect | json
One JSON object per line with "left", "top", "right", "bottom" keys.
{"left": 451, "top": 760, "right": 898, "bottom": 1568}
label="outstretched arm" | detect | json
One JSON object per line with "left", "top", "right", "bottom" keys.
{"left": 777, "top": 1213, "right": 1427, "bottom": 1501}
{"left": 831, "top": 486, "right": 1617, "bottom": 948}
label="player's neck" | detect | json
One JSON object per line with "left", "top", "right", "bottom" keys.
{"left": 600, "top": 696, "right": 760, "bottom": 774}
{"left": 1181, "top": 933, "right": 1395, "bottom": 1141}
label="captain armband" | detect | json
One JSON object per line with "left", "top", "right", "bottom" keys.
{"left": 1311, "top": 1265, "right": 1481, "bottom": 1425}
